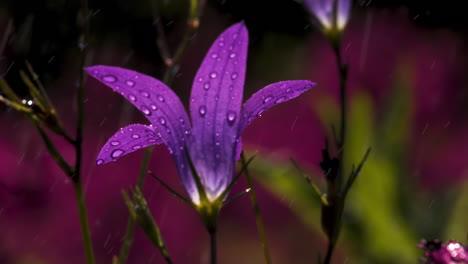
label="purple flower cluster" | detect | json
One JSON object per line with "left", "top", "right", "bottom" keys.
{"left": 419, "top": 240, "right": 468, "bottom": 264}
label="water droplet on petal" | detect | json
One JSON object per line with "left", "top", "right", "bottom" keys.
{"left": 128, "top": 94, "right": 137, "bottom": 102}
{"left": 184, "top": 130, "right": 191, "bottom": 135}
{"left": 140, "top": 106, "right": 151, "bottom": 116}
{"left": 179, "top": 118, "right": 185, "bottom": 124}
{"left": 96, "top": 159, "right": 104, "bottom": 165}
{"left": 226, "top": 111, "right": 237, "bottom": 125}
{"left": 263, "top": 96, "right": 273, "bottom": 103}
{"left": 286, "top": 88, "right": 291, "bottom": 93}
{"left": 199, "top": 105, "right": 207, "bottom": 116}
{"left": 157, "top": 95, "right": 165, "bottom": 102}
{"left": 275, "top": 96, "right": 286, "bottom": 103}
{"left": 204, "top": 82, "right": 210, "bottom": 90}
{"left": 148, "top": 139, "right": 157, "bottom": 143}
{"left": 215, "top": 153, "right": 220, "bottom": 159}
{"left": 159, "top": 117, "right": 166, "bottom": 125}
{"left": 219, "top": 42, "right": 225, "bottom": 47}
{"left": 229, "top": 53, "right": 237, "bottom": 59}
{"left": 111, "top": 149, "right": 125, "bottom": 158}
{"left": 131, "top": 134, "right": 140, "bottom": 139}
{"left": 102, "top": 75, "right": 117, "bottom": 83}
{"left": 150, "top": 104, "right": 158, "bottom": 110}
{"left": 166, "top": 128, "right": 171, "bottom": 134}
{"left": 228, "top": 45, "right": 233, "bottom": 50}
{"left": 211, "top": 53, "right": 218, "bottom": 59}
{"left": 132, "top": 145, "right": 142, "bottom": 150}
{"left": 215, "top": 141, "right": 220, "bottom": 146}
{"left": 125, "top": 80, "right": 135, "bottom": 87}
{"left": 233, "top": 33, "right": 238, "bottom": 39}
{"left": 258, "top": 108, "right": 265, "bottom": 116}
{"left": 110, "top": 141, "right": 120, "bottom": 146}
{"left": 210, "top": 72, "right": 218, "bottom": 79}
{"left": 231, "top": 72, "right": 238, "bottom": 80}
{"left": 198, "top": 77, "right": 203, "bottom": 82}
{"left": 139, "top": 90, "right": 150, "bottom": 97}
{"left": 168, "top": 147, "right": 173, "bottom": 154}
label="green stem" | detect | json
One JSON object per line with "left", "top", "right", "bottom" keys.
{"left": 323, "top": 239, "right": 335, "bottom": 264}
{"left": 117, "top": 147, "right": 153, "bottom": 263}
{"left": 73, "top": 180, "right": 95, "bottom": 264}
{"left": 209, "top": 228, "right": 217, "bottom": 264}
{"left": 241, "top": 152, "right": 272, "bottom": 264}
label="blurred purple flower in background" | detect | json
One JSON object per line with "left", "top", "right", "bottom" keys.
{"left": 85, "top": 22, "right": 315, "bottom": 205}
{"left": 304, "top": 0, "right": 351, "bottom": 32}
{"left": 419, "top": 239, "right": 468, "bottom": 264}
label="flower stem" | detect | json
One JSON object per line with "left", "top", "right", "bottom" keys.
{"left": 241, "top": 152, "right": 272, "bottom": 264}
{"left": 73, "top": 180, "right": 95, "bottom": 264}
{"left": 323, "top": 239, "right": 336, "bottom": 264}
{"left": 209, "top": 228, "right": 217, "bottom": 264}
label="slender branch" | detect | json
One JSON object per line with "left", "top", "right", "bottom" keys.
{"left": 73, "top": 179, "right": 95, "bottom": 264}
{"left": 148, "top": 170, "right": 193, "bottom": 206}
{"left": 241, "top": 152, "right": 272, "bottom": 264}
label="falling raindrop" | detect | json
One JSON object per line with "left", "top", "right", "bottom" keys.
{"left": 102, "top": 75, "right": 117, "bottom": 83}
{"left": 199, "top": 105, "right": 207, "bottom": 116}
{"left": 111, "top": 149, "right": 125, "bottom": 158}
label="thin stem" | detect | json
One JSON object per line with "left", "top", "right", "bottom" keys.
{"left": 241, "top": 152, "right": 272, "bottom": 264}
{"left": 73, "top": 180, "right": 95, "bottom": 264}
{"left": 209, "top": 229, "right": 217, "bottom": 264}
{"left": 323, "top": 240, "right": 336, "bottom": 264}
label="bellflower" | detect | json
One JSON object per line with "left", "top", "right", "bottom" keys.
{"left": 85, "top": 22, "right": 315, "bottom": 206}
{"left": 419, "top": 240, "right": 468, "bottom": 264}
{"left": 304, "top": 0, "right": 351, "bottom": 33}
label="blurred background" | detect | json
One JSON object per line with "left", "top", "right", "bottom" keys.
{"left": 0, "top": 0, "right": 467, "bottom": 263}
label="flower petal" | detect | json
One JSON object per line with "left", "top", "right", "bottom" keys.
{"left": 305, "top": 0, "right": 333, "bottom": 29}
{"left": 86, "top": 66, "right": 199, "bottom": 203}
{"left": 337, "top": 0, "right": 351, "bottom": 30}
{"left": 85, "top": 65, "right": 190, "bottom": 154}
{"left": 239, "top": 80, "right": 316, "bottom": 133}
{"left": 96, "top": 124, "right": 162, "bottom": 165}
{"left": 188, "top": 22, "right": 249, "bottom": 200}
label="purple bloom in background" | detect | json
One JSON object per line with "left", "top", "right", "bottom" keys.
{"left": 304, "top": 0, "right": 351, "bottom": 32}
{"left": 85, "top": 22, "right": 315, "bottom": 205}
{"left": 419, "top": 240, "right": 468, "bottom": 264}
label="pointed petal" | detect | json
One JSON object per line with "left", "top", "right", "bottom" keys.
{"left": 85, "top": 65, "right": 190, "bottom": 155}
{"left": 86, "top": 66, "right": 199, "bottom": 203}
{"left": 337, "top": 0, "right": 351, "bottom": 30}
{"left": 189, "top": 22, "right": 248, "bottom": 200}
{"left": 304, "top": 0, "right": 333, "bottom": 29}
{"left": 239, "top": 80, "right": 316, "bottom": 133}
{"left": 96, "top": 124, "right": 162, "bottom": 165}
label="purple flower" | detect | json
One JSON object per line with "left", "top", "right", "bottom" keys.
{"left": 85, "top": 22, "right": 315, "bottom": 205}
{"left": 304, "top": 0, "right": 351, "bottom": 32}
{"left": 419, "top": 240, "right": 468, "bottom": 264}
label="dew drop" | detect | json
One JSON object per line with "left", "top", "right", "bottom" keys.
{"left": 132, "top": 145, "right": 142, "bottom": 150}
{"left": 157, "top": 95, "right": 165, "bottom": 102}
{"left": 215, "top": 153, "right": 220, "bottom": 159}
{"left": 233, "top": 33, "right": 238, "bottom": 39}
{"left": 199, "top": 105, "right": 207, "bottom": 116}
{"left": 111, "top": 149, "right": 125, "bottom": 158}
{"left": 148, "top": 139, "right": 157, "bottom": 143}
{"left": 228, "top": 44, "right": 233, "bottom": 50}
{"left": 275, "top": 96, "right": 286, "bottom": 103}
{"left": 131, "top": 134, "right": 140, "bottom": 139}
{"left": 96, "top": 159, "right": 104, "bottom": 165}
{"left": 139, "top": 90, "right": 150, "bottom": 97}
{"left": 258, "top": 108, "right": 265, "bottom": 116}
{"left": 263, "top": 96, "right": 273, "bottom": 103}
{"left": 128, "top": 94, "right": 137, "bottom": 102}
{"left": 140, "top": 106, "right": 151, "bottom": 116}
{"left": 150, "top": 104, "right": 158, "bottom": 110}
{"left": 125, "top": 80, "right": 135, "bottom": 87}
{"left": 204, "top": 82, "right": 210, "bottom": 90}
{"left": 110, "top": 141, "right": 120, "bottom": 146}
{"left": 219, "top": 42, "right": 225, "bottom": 47}
{"left": 215, "top": 141, "right": 220, "bottom": 146}
{"left": 229, "top": 53, "right": 237, "bottom": 59}
{"left": 179, "top": 118, "right": 185, "bottom": 124}
{"left": 226, "top": 111, "right": 237, "bottom": 125}
{"left": 102, "top": 75, "right": 117, "bottom": 83}
{"left": 184, "top": 130, "right": 191, "bottom": 135}
{"left": 210, "top": 72, "right": 218, "bottom": 79}
{"left": 231, "top": 72, "right": 238, "bottom": 80}
{"left": 159, "top": 117, "right": 166, "bottom": 125}
{"left": 166, "top": 128, "right": 171, "bottom": 134}
{"left": 198, "top": 77, "right": 203, "bottom": 82}
{"left": 286, "top": 88, "right": 291, "bottom": 93}
{"left": 211, "top": 53, "right": 218, "bottom": 59}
